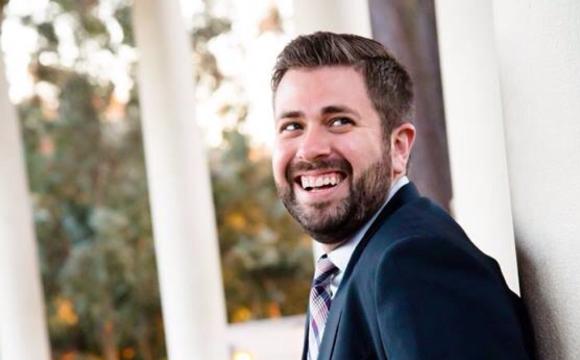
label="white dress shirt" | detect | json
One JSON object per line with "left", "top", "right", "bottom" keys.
{"left": 321, "top": 176, "right": 409, "bottom": 298}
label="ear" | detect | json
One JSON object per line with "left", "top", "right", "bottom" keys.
{"left": 390, "top": 122, "right": 416, "bottom": 179}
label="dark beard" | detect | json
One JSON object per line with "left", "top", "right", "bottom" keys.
{"left": 276, "top": 157, "right": 391, "bottom": 245}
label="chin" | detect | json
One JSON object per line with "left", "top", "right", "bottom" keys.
{"left": 291, "top": 202, "right": 356, "bottom": 243}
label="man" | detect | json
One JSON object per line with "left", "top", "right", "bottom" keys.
{"left": 270, "top": 32, "right": 535, "bottom": 360}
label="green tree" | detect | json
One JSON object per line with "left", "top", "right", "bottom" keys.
{"left": 17, "top": 1, "right": 165, "bottom": 358}
{"left": 211, "top": 126, "right": 313, "bottom": 322}
{"left": 9, "top": 0, "right": 313, "bottom": 358}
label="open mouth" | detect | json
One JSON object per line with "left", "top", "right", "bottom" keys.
{"left": 294, "top": 171, "right": 347, "bottom": 192}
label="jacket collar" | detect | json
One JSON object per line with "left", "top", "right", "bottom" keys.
{"left": 315, "top": 182, "right": 420, "bottom": 360}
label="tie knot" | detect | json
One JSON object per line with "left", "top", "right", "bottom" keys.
{"left": 313, "top": 255, "right": 338, "bottom": 286}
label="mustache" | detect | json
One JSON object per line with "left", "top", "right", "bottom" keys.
{"left": 286, "top": 158, "right": 353, "bottom": 182}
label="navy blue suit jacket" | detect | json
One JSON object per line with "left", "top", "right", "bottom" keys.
{"left": 303, "top": 183, "right": 535, "bottom": 360}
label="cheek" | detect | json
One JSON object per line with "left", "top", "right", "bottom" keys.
{"left": 338, "top": 137, "right": 384, "bottom": 175}
{"left": 272, "top": 144, "right": 293, "bottom": 184}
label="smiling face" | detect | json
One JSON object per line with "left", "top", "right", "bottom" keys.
{"left": 272, "top": 66, "right": 393, "bottom": 248}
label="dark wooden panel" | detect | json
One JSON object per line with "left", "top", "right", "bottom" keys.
{"left": 369, "top": 0, "right": 452, "bottom": 211}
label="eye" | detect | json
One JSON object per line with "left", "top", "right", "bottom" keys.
{"left": 279, "top": 122, "right": 303, "bottom": 133}
{"left": 329, "top": 117, "right": 354, "bottom": 127}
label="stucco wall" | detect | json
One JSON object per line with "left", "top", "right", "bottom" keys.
{"left": 492, "top": 1, "right": 580, "bottom": 358}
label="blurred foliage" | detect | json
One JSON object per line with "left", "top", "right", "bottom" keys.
{"left": 10, "top": 0, "right": 312, "bottom": 358}
{"left": 20, "top": 67, "right": 165, "bottom": 359}
{"left": 210, "top": 127, "right": 313, "bottom": 322}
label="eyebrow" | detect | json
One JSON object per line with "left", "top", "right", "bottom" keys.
{"left": 276, "top": 110, "right": 303, "bottom": 121}
{"left": 276, "top": 105, "right": 360, "bottom": 121}
{"left": 321, "top": 105, "right": 360, "bottom": 117}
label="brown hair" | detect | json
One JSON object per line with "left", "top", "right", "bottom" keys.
{"left": 272, "top": 31, "right": 413, "bottom": 137}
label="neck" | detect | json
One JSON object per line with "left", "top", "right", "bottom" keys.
{"left": 391, "top": 172, "right": 405, "bottom": 185}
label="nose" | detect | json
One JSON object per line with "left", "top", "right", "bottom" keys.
{"left": 295, "top": 125, "right": 331, "bottom": 161}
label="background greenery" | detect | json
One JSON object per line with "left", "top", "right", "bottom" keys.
{"left": 2, "top": 0, "right": 312, "bottom": 359}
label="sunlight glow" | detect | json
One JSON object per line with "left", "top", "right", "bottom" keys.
{"left": 1, "top": 0, "right": 295, "bottom": 149}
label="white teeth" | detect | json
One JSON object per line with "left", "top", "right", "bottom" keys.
{"left": 300, "top": 173, "right": 343, "bottom": 190}
{"left": 301, "top": 176, "right": 314, "bottom": 188}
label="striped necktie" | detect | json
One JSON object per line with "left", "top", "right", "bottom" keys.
{"left": 308, "top": 255, "right": 339, "bottom": 360}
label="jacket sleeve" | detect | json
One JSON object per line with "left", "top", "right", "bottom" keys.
{"left": 374, "top": 235, "right": 533, "bottom": 360}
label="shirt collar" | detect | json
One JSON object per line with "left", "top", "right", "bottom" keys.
{"left": 324, "top": 176, "right": 409, "bottom": 273}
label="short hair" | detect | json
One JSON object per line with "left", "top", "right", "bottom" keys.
{"left": 272, "top": 31, "right": 413, "bottom": 138}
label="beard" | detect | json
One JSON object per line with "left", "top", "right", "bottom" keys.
{"left": 276, "top": 155, "right": 392, "bottom": 245}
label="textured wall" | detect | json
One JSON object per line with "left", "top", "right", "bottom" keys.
{"left": 492, "top": 1, "right": 580, "bottom": 358}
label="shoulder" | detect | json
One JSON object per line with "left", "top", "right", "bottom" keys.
{"left": 359, "top": 197, "right": 532, "bottom": 359}
{"left": 355, "top": 193, "right": 511, "bottom": 320}
{"left": 360, "top": 195, "right": 509, "bottom": 302}
{"left": 365, "top": 195, "right": 493, "bottom": 270}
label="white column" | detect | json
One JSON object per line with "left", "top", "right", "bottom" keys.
{"left": 132, "top": 1, "right": 228, "bottom": 359}
{"left": 292, "top": 0, "right": 372, "bottom": 37}
{"left": 492, "top": 1, "right": 580, "bottom": 358}
{"left": 0, "top": 52, "right": 51, "bottom": 360}
{"left": 434, "top": 0, "right": 519, "bottom": 293}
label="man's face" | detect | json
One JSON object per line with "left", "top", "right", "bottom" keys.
{"left": 272, "top": 66, "right": 393, "bottom": 247}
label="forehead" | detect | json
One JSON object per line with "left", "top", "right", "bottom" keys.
{"left": 273, "top": 66, "right": 373, "bottom": 116}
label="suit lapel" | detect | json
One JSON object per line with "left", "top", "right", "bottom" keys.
{"left": 317, "top": 288, "right": 345, "bottom": 359}
{"left": 314, "top": 183, "right": 420, "bottom": 359}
